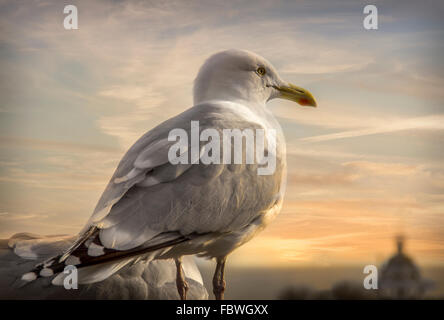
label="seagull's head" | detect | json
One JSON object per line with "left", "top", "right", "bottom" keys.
{"left": 193, "top": 49, "right": 317, "bottom": 107}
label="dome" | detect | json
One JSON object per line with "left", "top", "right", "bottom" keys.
{"left": 378, "top": 236, "right": 431, "bottom": 299}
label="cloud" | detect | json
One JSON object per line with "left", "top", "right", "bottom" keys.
{"left": 0, "top": 150, "right": 120, "bottom": 191}
{"left": 299, "top": 115, "right": 444, "bottom": 143}
{"left": 344, "top": 161, "right": 419, "bottom": 176}
{"left": 289, "top": 172, "right": 358, "bottom": 186}
{"left": 0, "top": 136, "right": 121, "bottom": 154}
{"left": 97, "top": 87, "right": 168, "bottom": 148}
{"left": 0, "top": 212, "right": 46, "bottom": 221}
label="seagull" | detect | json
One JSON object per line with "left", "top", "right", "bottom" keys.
{"left": 21, "top": 49, "right": 317, "bottom": 300}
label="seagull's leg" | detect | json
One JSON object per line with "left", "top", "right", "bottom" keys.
{"left": 212, "top": 256, "right": 227, "bottom": 300}
{"left": 175, "top": 257, "right": 189, "bottom": 300}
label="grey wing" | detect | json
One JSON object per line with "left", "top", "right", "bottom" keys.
{"left": 78, "top": 102, "right": 284, "bottom": 252}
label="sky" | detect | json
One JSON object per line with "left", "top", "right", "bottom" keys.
{"left": 0, "top": 0, "right": 443, "bottom": 268}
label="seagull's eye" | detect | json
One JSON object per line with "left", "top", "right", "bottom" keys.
{"left": 256, "top": 67, "right": 266, "bottom": 76}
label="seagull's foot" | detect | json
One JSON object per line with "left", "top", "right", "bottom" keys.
{"left": 212, "top": 256, "right": 227, "bottom": 300}
{"left": 175, "top": 257, "right": 189, "bottom": 300}
{"left": 176, "top": 276, "right": 189, "bottom": 300}
{"left": 213, "top": 279, "right": 226, "bottom": 300}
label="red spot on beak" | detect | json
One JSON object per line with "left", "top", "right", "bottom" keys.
{"left": 299, "top": 98, "right": 310, "bottom": 106}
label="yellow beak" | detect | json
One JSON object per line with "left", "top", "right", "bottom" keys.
{"left": 275, "top": 83, "right": 317, "bottom": 107}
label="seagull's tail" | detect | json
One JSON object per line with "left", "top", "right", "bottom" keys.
{"left": 19, "top": 231, "right": 189, "bottom": 286}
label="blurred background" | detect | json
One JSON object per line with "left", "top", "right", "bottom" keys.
{"left": 198, "top": 236, "right": 443, "bottom": 299}
{"left": 1, "top": 0, "right": 443, "bottom": 299}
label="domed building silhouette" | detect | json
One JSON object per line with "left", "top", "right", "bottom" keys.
{"left": 378, "top": 235, "right": 433, "bottom": 299}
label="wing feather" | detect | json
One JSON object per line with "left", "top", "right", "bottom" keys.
{"left": 73, "top": 101, "right": 283, "bottom": 255}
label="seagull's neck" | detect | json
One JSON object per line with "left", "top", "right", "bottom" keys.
{"left": 196, "top": 97, "right": 267, "bottom": 113}
{"left": 194, "top": 79, "right": 269, "bottom": 108}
